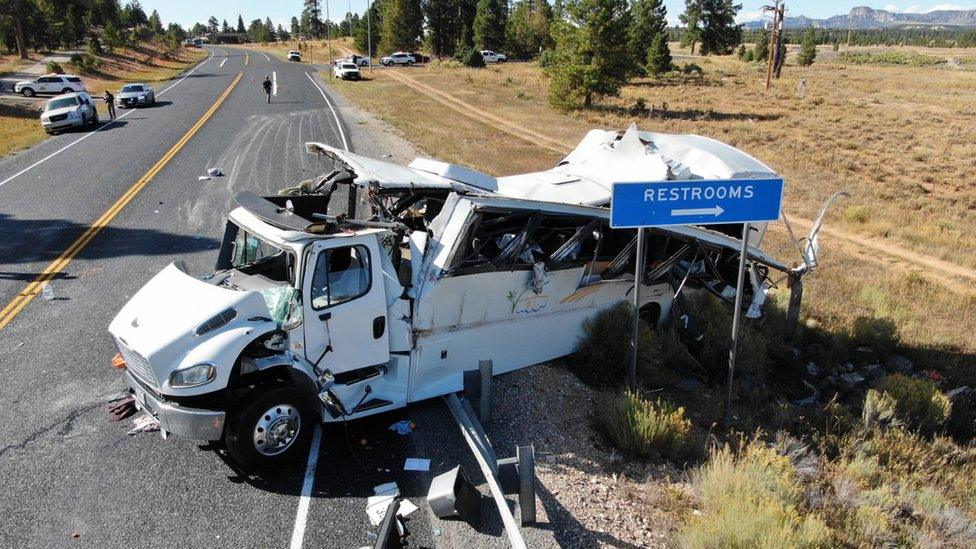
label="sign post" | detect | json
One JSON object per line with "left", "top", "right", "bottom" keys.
{"left": 611, "top": 178, "right": 784, "bottom": 419}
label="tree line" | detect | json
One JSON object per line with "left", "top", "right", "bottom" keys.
{"left": 1, "top": 0, "right": 186, "bottom": 58}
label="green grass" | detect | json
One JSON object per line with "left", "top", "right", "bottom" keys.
{"left": 595, "top": 391, "right": 694, "bottom": 461}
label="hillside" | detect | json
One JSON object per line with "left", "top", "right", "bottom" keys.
{"left": 743, "top": 6, "right": 976, "bottom": 30}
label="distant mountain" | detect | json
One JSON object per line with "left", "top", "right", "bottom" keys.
{"left": 741, "top": 6, "right": 976, "bottom": 30}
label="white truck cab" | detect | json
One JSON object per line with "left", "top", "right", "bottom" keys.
{"left": 109, "top": 127, "right": 805, "bottom": 471}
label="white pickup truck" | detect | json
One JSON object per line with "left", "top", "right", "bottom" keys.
{"left": 109, "top": 127, "right": 814, "bottom": 471}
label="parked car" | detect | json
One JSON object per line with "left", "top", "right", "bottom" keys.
{"left": 15, "top": 74, "right": 86, "bottom": 97}
{"left": 345, "top": 54, "right": 370, "bottom": 67}
{"left": 409, "top": 52, "right": 430, "bottom": 64}
{"left": 287, "top": 50, "right": 302, "bottom": 62}
{"left": 481, "top": 50, "right": 507, "bottom": 63}
{"left": 380, "top": 52, "right": 415, "bottom": 66}
{"left": 116, "top": 83, "right": 155, "bottom": 108}
{"left": 332, "top": 62, "right": 361, "bottom": 80}
{"left": 40, "top": 92, "right": 98, "bottom": 134}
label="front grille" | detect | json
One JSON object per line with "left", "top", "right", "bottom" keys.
{"left": 49, "top": 114, "right": 68, "bottom": 122}
{"left": 116, "top": 337, "right": 158, "bottom": 389}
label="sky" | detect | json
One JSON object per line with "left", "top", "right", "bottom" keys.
{"left": 139, "top": 1, "right": 976, "bottom": 31}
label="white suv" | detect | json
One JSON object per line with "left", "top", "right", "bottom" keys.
{"left": 40, "top": 92, "right": 99, "bottom": 134}
{"left": 287, "top": 50, "right": 302, "bottom": 62}
{"left": 15, "top": 75, "right": 86, "bottom": 97}
{"left": 380, "top": 52, "right": 415, "bottom": 66}
{"left": 481, "top": 50, "right": 507, "bottom": 63}
{"left": 332, "top": 62, "right": 361, "bottom": 80}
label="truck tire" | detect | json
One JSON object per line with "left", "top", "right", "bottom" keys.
{"left": 224, "top": 383, "right": 315, "bottom": 472}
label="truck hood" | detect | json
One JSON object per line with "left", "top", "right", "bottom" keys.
{"left": 117, "top": 91, "right": 147, "bottom": 99}
{"left": 109, "top": 263, "right": 274, "bottom": 392}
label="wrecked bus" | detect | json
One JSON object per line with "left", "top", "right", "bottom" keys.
{"left": 108, "top": 126, "right": 816, "bottom": 470}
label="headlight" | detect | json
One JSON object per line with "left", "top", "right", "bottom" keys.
{"left": 69, "top": 110, "right": 80, "bottom": 118}
{"left": 138, "top": 94, "right": 146, "bottom": 100}
{"left": 170, "top": 363, "right": 216, "bottom": 388}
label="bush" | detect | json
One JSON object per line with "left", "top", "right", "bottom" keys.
{"left": 68, "top": 53, "right": 100, "bottom": 74}
{"left": 537, "top": 49, "right": 553, "bottom": 68}
{"left": 844, "top": 204, "right": 869, "bottom": 224}
{"left": 880, "top": 374, "right": 951, "bottom": 436}
{"left": 595, "top": 391, "right": 693, "bottom": 461}
{"left": 679, "top": 441, "right": 832, "bottom": 547}
{"left": 681, "top": 62, "right": 703, "bottom": 75}
{"left": 87, "top": 36, "right": 102, "bottom": 55}
{"left": 454, "top": 46, "right": 485, "bottom": 68}
{"left": 862, "top": 389, "right": 901, "bottom": 430}
{"left": 45, "top": 60, "right": 63, "bottom": 74}
{"left": 686, "top": 293, "right": 769, "bottom": 381}
{"left": 572, "top": 302, "right": 655, "bottom": 387}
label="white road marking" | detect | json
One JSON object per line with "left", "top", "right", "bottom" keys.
{"left": 272, "top": 71, "right": 277, "bottom": 96}
{"left": 287, "top": 73, "right": 351, "bottom": 549}
{"left": 219, "top": 58, "right": 227, "bottom": 68}
{"left": 288, "top": 425, "right": 321, "bottom": 549}
{"left": 0, "top": 49, "right": 215, "bottom": 189}
{"left": 304, "top": 72, "right": 349, "bottom": 151}
{"left": 262, "top": 52, "right": 271, "bottom": 62}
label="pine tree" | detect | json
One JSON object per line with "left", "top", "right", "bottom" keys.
{"left": 207, "top": 16, "right": 219, "bottom": 34}
{"left": 679, "top": 0, "right": 701, "bottom": 54}
{"left": 265, "top": 17, "right": 276, "bottom": 42}
{"left": 380, "top": 0, "right": 422, "bottom": 53}
{"left": 697, "top": 0, "right": 741, "bottom": 55}
{"left": 474, "top": 0, "right": 507, "bottom": 50}
{"left": 302, "top": 0, "right": 324, "bottom": 38}
{"left": 237, "top": 15, "right": 246, "bottom": 34}
{"left": 355, "top": 1, "right": 381, "bottom": 54}
{"left": 505, "top": 0, "right": 554, "bottom": 60}
{"left": 291, "top": 16, "right": 300, "bottom": 38}
{"left": 628, "top": 0, "right": 667, "bottom": 76}
{"left": 545, "top": 0, "right": 632, "bottom": 110}
{"left": 148, "top": 10, "right": 163, "bottom": 35}
{"left": 423, "top": 0, "right": 459, "bottom": 58}
{"left": 646, "top": 32, "right": 672, "bottom": 75}
{"left": 753, "top": 30, "right": 768, "bottom": 63}
{"left": 797, "top": 27, "right": 817, "bottom": 66}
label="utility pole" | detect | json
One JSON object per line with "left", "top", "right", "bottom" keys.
{"left": 763, "top": 0, "right": 784, "bottom": 90}
{"left": 325, "top": 0, "right": 333, "bottom": 64}
{"left": 844, "top": 13, "right": 853, "bottom": 69}
{"left": 366, "top": 0, "right": 373, "bottom": 71}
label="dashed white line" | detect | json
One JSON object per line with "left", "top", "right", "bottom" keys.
{"left": 288, "top": 425, "right": 321, "bottom": 549}
{"left": 219, "top": 58, "right": 227, "bottom": 68}
{"left": 272, "top": 71, "right": 277, "bottom": 96}
{"left": 262, "top": 52, "right": 271, "bottom": 62}
{"left": 0, "top": 48, "right": 215, "bottom": 189}
{"left": 304, "top": 72, "right": 349, "bottom": 151}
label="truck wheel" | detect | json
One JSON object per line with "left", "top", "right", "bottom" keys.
{"left": 62, "top": 88, "right": 73, "bottom": 94}
{"left": 224, "top": 383, "right": 314, "bottom": 472}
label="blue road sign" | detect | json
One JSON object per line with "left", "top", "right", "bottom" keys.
{"left": 610, "top": 178, "right": 784, "bottom": 228}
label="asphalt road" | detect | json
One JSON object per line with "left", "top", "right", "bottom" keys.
{"left": 0, "top": 48, "right": 556, "bottom": 548}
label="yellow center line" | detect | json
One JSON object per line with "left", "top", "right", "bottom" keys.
{"left": 0, "top": 72, "right": 244, "bottom": 331}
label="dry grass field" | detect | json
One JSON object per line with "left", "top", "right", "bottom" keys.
{"left": 319, "top": 43, "right": 976, "bottom": 388}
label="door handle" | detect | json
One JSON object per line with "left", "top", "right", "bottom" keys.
{"left": 372, "top": 316, "right": 386, "bottom": 339}
{"left": 319, "top": 311, "right": 332, "bottom": 321}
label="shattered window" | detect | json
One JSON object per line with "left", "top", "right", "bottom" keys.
{"left": 310, "top": 245, "right": 371, "bottom": 309}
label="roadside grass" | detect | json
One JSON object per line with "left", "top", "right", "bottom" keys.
{"left": 0, "top": 103, "right": 45, "bottom": 157}
{"left": 595, "top": 390, "right": 695, "bottom": 462}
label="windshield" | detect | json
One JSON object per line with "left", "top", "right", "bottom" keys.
{"left": 46, "top": 97, "right": 78, "bottom": 111}
{"left": 341, "top": 64, "right": 357, "bottom": 70}
{"left": 121, "top": 85, "right": 144, "bottom": 93}
{"left": 233, "top": 228, "right": 283, "bottom": 269}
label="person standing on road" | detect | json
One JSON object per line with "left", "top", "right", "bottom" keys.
{"left": 262, "top": 75, "right": 272, "bottom": 103}
{"left": 103, "top": 89, "right": 116, "bottom": 120}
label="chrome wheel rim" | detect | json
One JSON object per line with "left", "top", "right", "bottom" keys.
{"left": 253, "top": 404, "right": 301, "bottom": 456}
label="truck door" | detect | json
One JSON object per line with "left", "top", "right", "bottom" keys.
{"left": 302, "top": 237, "right": 390, "bottom": 374}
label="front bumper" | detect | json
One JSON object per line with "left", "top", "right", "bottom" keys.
{"left": 42, "top": 117, "right": 82, "bottom": 131}
{"left": 117, "top": 97, "right": 147, "bottom": 107}
{"left": 123, "top": 369, "right": 226, "bottom": 440}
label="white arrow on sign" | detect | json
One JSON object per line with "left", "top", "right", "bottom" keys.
{"left": 671, "top": 205, "right": 725, "bottom": 217}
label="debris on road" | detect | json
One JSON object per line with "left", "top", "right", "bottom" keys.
{"left": 365, "top": 482, "right": 418, "bottom": 526}
{"left": 126, "top": 414, "right": 160, "bottom": 435}
{"left": 41, "top": 284, "right": 54, "bottom": 301}
{"left": 207, "top": 168, "right": 223, "bottom": 177}
{"left": 197, "top": 176, "right": 210, "bottom": 181}
{"left": 389, "top": 420, "right": 413, "bottom": 435}
{"left": 404, "top": 458, "right": 430, "bottom": 472}
{"left": 108, "top": 396, "right": 136, "bottom": 421}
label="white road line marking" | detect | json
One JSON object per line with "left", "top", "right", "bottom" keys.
{"left": 219, "top": 58, "right": 227, "bottom": 68}
{"left": 272, "top": 71, "right": 277, "bottom": 96}
{"left": 0, "top": 49, "right": 215, "bottom": 189}
{"left": 262, "top": 52, "right": 271, "bottom": 62}
{"left": 287, "top": 72, "right": 350, "bottom": 549}
{"left": 220, "top": 48, "right": 227, "bottom": 56}
{"left": 289, "top": 425, "right": 321, "bottom": 549}
{"left": 304, "top": 72, "right": 349, "bottom": 151}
